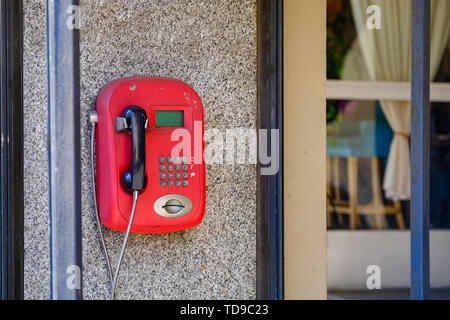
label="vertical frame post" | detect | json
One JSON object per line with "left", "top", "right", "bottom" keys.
{"left": 257, "top": 0, "right": 284, "bottom": 300}
{"left": 0, "top": 0, "right": 24, "bottom": 300}
{"left": 47, "top": 0, "right": 82, "bottom": 300}
{"left": 411, "top": 0, "right": 431, "bottom": 301}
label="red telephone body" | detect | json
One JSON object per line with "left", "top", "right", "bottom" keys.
{"left": 95, "top": 77, "right": 205, "bottom": 234}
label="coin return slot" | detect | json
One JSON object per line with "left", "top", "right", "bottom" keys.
{"left": 163, "top": 199, "right": 185, "bottom": 214}
{"left": 154, "top": 194, "right": 193, "bottom": 218}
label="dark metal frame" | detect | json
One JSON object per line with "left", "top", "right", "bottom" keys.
{"left": 47, "top": 0, "right": 82, "bottom": 300}
{"left": 257, "top": 0, "right": 284, "bottom": 300}
{"left": 255, "top": 0, "right": 433, "bottom": 301}
{"left": 411, "top": 0, "right": 431, "bottom": 301}
{"left": 0, "top": 0, "right": 24, "bottom": 300}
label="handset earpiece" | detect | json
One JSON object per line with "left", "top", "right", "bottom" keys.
{"left": 116, "top": 106, "right": 148, "bottom": 193}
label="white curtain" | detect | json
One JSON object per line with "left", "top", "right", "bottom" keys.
{"left": 350, "top": 0, "right": 450, "bottom": 200}
{"left": 342, "top": 41, "right": 372, "bottom": 81}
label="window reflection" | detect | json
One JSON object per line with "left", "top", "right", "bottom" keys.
{"left": 326, "top": 0, "right": 450, "bottom": 230}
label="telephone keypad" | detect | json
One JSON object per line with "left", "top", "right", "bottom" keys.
{"left": 158, "top": 156, "right": 191, "bottom": 188}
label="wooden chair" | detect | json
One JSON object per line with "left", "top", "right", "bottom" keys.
{"left": 327, "top": 120, "right": 405, "bottom": 230}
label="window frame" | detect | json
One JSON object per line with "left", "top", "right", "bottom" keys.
{"left": 0, "top": 0, "right": 24, "bottom": 300}
{"left": 327, "top": 80, "right": 450, "bottom": 102}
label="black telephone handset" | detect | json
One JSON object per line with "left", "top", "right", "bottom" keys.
{"left": 119, "top": 106, "right": 148, "bottom": 193}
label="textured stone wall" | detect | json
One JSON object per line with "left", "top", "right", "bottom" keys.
{"left": 24, "top": 0, "right": 257, "bottom": 300}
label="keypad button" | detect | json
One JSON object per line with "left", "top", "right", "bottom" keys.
{"left": 175, "top": 172, "right": 181, "bottom": 179}
{"left": 182, "top": 164, "right": 189, "bottom": 171}
{"left": 174, "top": 164, "right": 181, "bottom": 171}
{"left": 167, "top": 164, "right": 174, "bottom": 171}
{"left": 166, "top": 157, "right": 173, "bottom": 163}
{"left": 182, "top": 156, "right": 188, "bottom": 164}
{"left": 182, "top": 172, "right": 189, "bottom": 179}
{"left": 159, "top": 173, "right": 166, "bottom": 179}
{"left": 159, "top": 165, "right": 166, "bottom": 171}
{"left": 174, "top": 157, "right": 181, "bottom": 164}
{"left": 167, "top": 172, "right": 174, "bottom": 179}
{"left": 167, "top": 180, "right": 174, "bottom": 187}
{"left": 175, "top": 180, "right": 182, "bottom": 187}
{"left": 159, "top": 180, "right": 166, "bottom": 187}
{"left": 159, "top": 157, "right": 166, "bottom": 164}
{"left": 182, "top": 180, "right": 189, "bottom": 187}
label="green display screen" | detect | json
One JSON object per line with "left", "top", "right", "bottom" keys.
{"left": 155, "top": 110, "right": 184, "bottom": 127}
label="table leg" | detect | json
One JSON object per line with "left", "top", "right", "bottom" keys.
{"left": 371, "top": 157, "right": 385, "bottom": 230}
{"left": 348, "top": 157, "right": 359, "bottom": 230}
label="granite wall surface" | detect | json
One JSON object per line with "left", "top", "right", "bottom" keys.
{"left": 24, "top": 0, "right": 257, "bottom": 299}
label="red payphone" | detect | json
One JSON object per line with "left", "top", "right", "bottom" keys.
{"left": 95, "top": 76, "right": 205, "bottom": 233}
{"left": 89, "top": 76, "right": 205, "bottom": 298}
